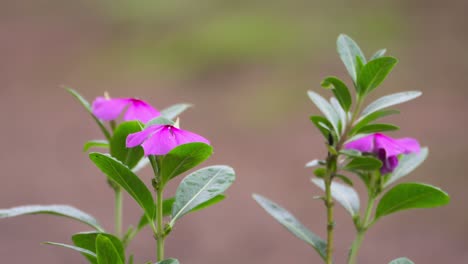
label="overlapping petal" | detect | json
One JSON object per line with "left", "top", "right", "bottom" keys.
{"left": 345, "top": 133, "right": 420, "bottom": 173}
{"left": 91, "top": 97, "right": 160, "bottom": 123}
{"left": 126, "top": 125, "right": 210, "bottom": 156}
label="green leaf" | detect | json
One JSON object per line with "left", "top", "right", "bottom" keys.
{"left": 389, "top": 257, "right": 414, "bottom": 264}
{"left": 307, "top": 91, "right": 340, "bottom": 135}
{"left": 144, "top": 116, "right": 174, "bottom": 128}
{"left": 351, "top": 109, "right": 400, "bottom": 135}
{"left": 355, "top": 123, "right": 399, "bottom": 134}
{"left": 339, "top": 149, "right": 362, "bottom": 158}
{"left": 360, "top": 91, "right": 422, "bottom": 119}
{"left": 314, "top": 168, "right": 327, "bottom": 178}
{"left": 357, "top": 57, "right": 398, "bottom": 95}
{"left": 345, "top": 156, "right": 382, "bottom": 171}
{"left": 161, "top": 103, "right": 192, "bottom": 120}
{"left": 96, "top": 234, "right": 124, "bottom": 264}
{"left": 110, "top": 121, "right": 144, "bottom": 169}
{"left": 43, "top": 242, "right": 97, "bottom": 259}
{"left": 159, "top": 142, "right": 213, "bottom": 184}
{"left": 171, "top": 165, "right": 235, "bottom": 225}
{"left": 132, "top": 157, "right": 151, "bottom": 173}
{"left": 66, "top": 88, "right": 111, "bottom": 140}
{"left": 384, "top": 147, "right": 429, "bottom": 188}
{"left": 128, "top": 255, "right": 134, "bottom": 264}
{"left": 89, "top": 153, "right": 155, "bottom": 220}
{"left": 311, "top": 179, "right": 360, "bottom": 216}
{"left": 72, "top": 232, "right": 124, "bottom": 264}
{"left": 330, "top": 97, "right": 347, "bottom": 134}
{"left": 252, "top": 194, "right": 327, "bottom": 260}
{"left": 335, "top": 174, "right": 354, "bottom": 186}
{"left": 309, "top": 116, "right": 334, "bottom": 140}
{"left": 190, "top": 194, "right": 226, "bottom": 213}
{"left": 305, "top": 159, "right": 324, "bottom": 168}
{"left": 321, "top": 76, "right": 352, "bottom": 112}
{"left": 0, "top": 205, "right": 103, "bottom": 231}
{"left": 84, "top": 140, "right": 109, "bottom": 152}
{"left": 156, "top": 259, "right": 179, "bottom": 264}
{"left": 370, "top": 49, "right": 387, "bottom": 60}
{"left": 375, "top": 183, "right": 450, "bottom": 220}
{"left": 337, "top": 34, "right": 366, "bottom": 83}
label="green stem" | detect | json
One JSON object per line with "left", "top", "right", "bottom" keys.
{"left": 156, "top": 187, "right": 165, "bottom": 261}
{"left": 114, "top": 187, "right": 123, "bottom": 238}
{"left": 324, "top": 175, "right": 335, "bottom": 264}
{"left": 348, "top": 194, "right": 376, "bottom": 264}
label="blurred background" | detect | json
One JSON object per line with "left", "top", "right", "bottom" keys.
{"left": 0, "top": 0, "right": 467, "bottom": 263}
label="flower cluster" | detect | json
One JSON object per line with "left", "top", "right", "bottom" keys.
{"left": 92, "top": 95, "right": 209, "bottom": 155}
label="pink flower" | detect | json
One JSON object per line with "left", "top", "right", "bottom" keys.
{"left": 126, "top": 124, "right": 210, "bottom": 156}
{"left": 91, "top": 97, "right": 160, "bottom": 123}
{"left": 345, "top": 133, "right": 420, "bottom": 174}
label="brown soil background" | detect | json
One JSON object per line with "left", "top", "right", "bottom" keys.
{"left": 1, "top": 0, "right": 467, "bottom": 263}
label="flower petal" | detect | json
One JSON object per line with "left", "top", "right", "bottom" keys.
{"left": 91, "top": 97, "right": 129, "bottom": 121}
{"left": 173, "top": 127, "right": 210, "bottom": 146}
{"left": 141, "top": 126, "right": 179, "bottom": 156}
{"left": 126, "top": 125, "right": 162, "bottom": 148}
{"left": 394, "top": 138, "right": 420, "bottom": 154}
{"left": 374, "top": 133, "right": 418, "bottom": 157}
{"left": 124, "top": 99, "right": 160, "bottom": 123}
{"left": 344, "top": 134, "right": 374, "bottom": 153}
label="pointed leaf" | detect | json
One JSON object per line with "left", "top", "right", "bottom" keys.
{"left": 96, "top": 234, "right": 124, "bottom": 264}
{"left": 345, "top": 156, "right": 382, "bottom": 171}
{"left": 307, "top": 91, "right": 340, "bottom": 135}
{"left": 357, "top": 57, "right": 398, "bottom": 95}
{"left": 171, "top": 166, "right": 235, "bottom": 224}
{"left": 0, "top": 205, "right": 103, "bottom": 231}
{"left": 321, "top": 76, "right": 352, "bottom": 111}
{"left": 351, "top": 109, "right": 399, "bottom": 135}
{"left": 337, "top": 34, "right": 366, "bottom": 83}
{"left": 43, "top": 242, "right": 97, "bottom": 259}
{"left": 360, "top": 91, "right": 422, "bottom": 119}
{"left": 159, "top": 142, "right": 213, "bottom": 183}
{"left": 145, "top": 116, "right": 174, "bottom": 128}
{"left": 89, "top": 153, "right": 155, "bottom": 220}
{"left": 310, "top": 115, "right": 334, "bottom": 140}
{"left": 370, "top": 49, "right": 387, "bottom": 60}
{"left": 84, "top": 140, "right": 109, "bottom": 152}
{"left": 305, "top": 159, "right": 324, "bottom": 168}
{"left": 252, "top": 194, "right": 327, "bottom": 260}
{"left": 72, "top": 232, "right": 124, "bottom": 264}
{"left": 110, "top": 121, "right": 144, "bottom": 169}
{"left": 311, "top": 179, "right": 360, "bottom": 216}
{"left": 389, "top": 257, "right": 414, "bottom": 264}
{"left": 66, "top": 88, "right": 111, "bottom": 140}
{"left": 355, "top": 123, "right": 399, "bottom": 134}
{"left": 385, "top": 147, "right": 429, "bottom": 187}
{"left": 330, "top": 97, "right": 347, "bottom": 134}
{"left": 376, "top": 183, "right": 450, "bottom": 220}
{"left": 161, "top": 104, "right": 192, "bottom": 120}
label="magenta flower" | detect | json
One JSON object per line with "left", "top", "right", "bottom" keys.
{"left": 126, "top": 124, "right": 210, "bottom": 156}
{"left": 92, "top": 97, "right": 160, "bottom": 123}
{"left": 344, "top": 133, "right": 420, "bottom": 174}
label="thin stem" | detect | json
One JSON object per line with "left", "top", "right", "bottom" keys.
{"left": 156, "top": 187, "right": 165, "bottom": 261}
{"left": 324, "top": 175, "right": 335, "bottom": 264}
{"left": 348, "top": 194, "right": 376, "bottom": 264}
{"left": 114, "top": 187, "right": 123, "bottom": 238}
